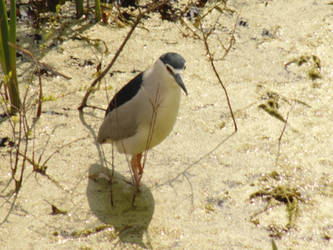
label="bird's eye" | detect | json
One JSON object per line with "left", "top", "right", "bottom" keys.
{"left": 166, "top": 65, "right": 173, "bottom": 74}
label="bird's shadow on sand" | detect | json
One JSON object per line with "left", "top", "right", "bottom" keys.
{"left": 87, "top": 163, "right": 155, "bottom": 248}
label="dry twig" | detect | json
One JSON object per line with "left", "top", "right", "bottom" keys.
{"left": 199, "top": 16, "right": 238, "bottom": 132}
{"left": 275, "top": 108, "right": 291, "bottom": 167}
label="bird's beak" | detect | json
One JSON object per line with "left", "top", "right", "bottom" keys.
{"left": 173, "top": 73, "right": 188, "bottom": 96}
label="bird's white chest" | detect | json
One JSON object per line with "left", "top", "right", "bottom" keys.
{"left": 138, "top": 81, "right": 181, "bottom": 148}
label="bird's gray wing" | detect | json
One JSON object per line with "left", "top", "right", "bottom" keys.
{"left": 97, "top": 107, "right": 138, "bottom": 143}
{"left": 97, "top": 72, "right": 145, "bottom": 143}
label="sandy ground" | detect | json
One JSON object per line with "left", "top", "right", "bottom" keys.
{"left": 1, "top": 0, "right": 333, "bottom": 249}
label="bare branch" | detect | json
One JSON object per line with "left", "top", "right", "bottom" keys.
{"left": 199, "top": 19, "right": 238, "bottom": 132}
{"left": 275, "top": 109, "right": 291, "bottom": 167}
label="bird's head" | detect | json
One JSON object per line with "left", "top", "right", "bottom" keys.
{"left": 158, "top": 52, "right": 188, "bottom": 95}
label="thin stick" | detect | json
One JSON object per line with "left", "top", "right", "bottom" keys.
{"left": 84, "top": 104, "right": 106, "bottom": 112}
{"left": 77, "top": 0, "right": 168, "bottom": 111}
{"left": 216, "top": 15, "right": 238, "bottom": 61}
{"left": 275, "top": 109, "right": 291, "bottom": 167}
{"left": 200, "top": 21, "right": 238, "bottom": 132}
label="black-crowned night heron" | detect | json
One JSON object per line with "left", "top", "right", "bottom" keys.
{"left": 97, "top": 52, "right": 187, "bottom": 187}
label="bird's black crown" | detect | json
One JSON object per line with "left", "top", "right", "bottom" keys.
{"left": 160, "top": 52, "right": 185, "bottom": 70}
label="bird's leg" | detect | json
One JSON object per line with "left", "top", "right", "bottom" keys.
{"left": 131, "top": 153, "right": 143, "bottom": 186}
{"left": 136, "top": 153, "right": 143, "bottom": 176}
{"left": 131, "top": 153, "right": 143, "bottom": 207}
